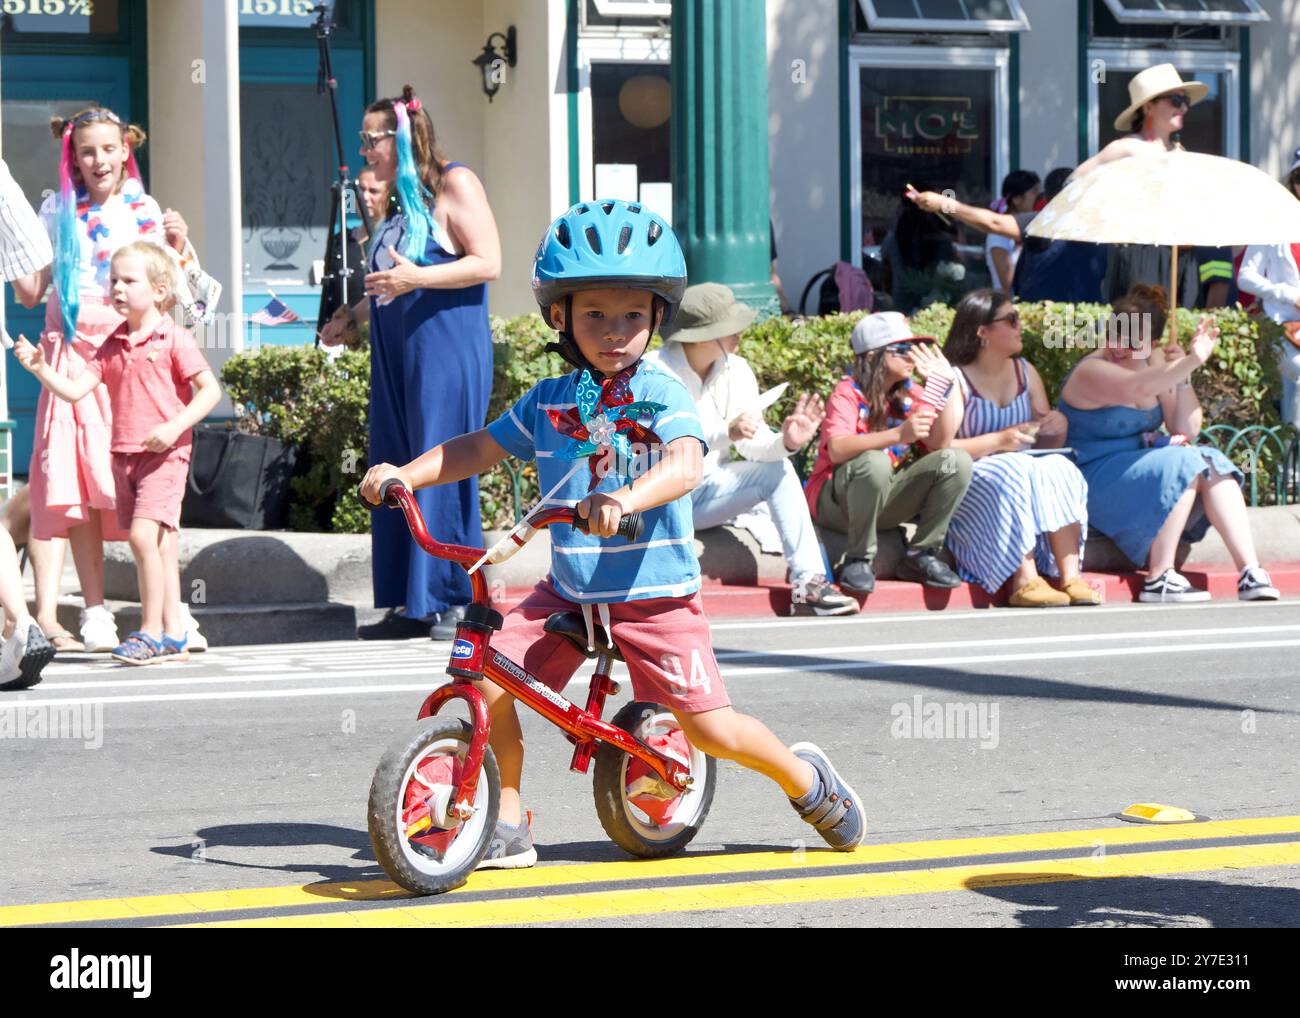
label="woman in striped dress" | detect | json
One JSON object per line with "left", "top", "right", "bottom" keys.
{"left": 942, "top": 290, "right": 1098, "bottom": 607}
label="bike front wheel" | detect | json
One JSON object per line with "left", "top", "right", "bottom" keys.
{"left": 368, "top": 716, "right": 499, "bottom": 895}
{"left": 592, "top": 701, "right": 715, "bottom": 858}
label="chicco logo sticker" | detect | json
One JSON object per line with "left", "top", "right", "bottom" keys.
{"left": 451, "top": 639, "right": 475, "bottom": 660}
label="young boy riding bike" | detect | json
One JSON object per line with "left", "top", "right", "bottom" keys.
{"left": 361, "top": 200, "right": 865, "bottom": 868}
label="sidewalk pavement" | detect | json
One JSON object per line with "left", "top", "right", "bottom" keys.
{"left": 33, "top": 505, "right": 1300, "bottom": 646}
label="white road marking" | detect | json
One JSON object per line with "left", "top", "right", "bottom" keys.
{"left": 9, "top": 636, "right": 1297, "bottom": 708}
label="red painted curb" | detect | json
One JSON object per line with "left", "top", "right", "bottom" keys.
{"left": 493, "top": 565, "right": 1300, "bottom": 619}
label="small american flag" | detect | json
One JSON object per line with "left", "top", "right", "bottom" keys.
{"left": 250, "top": 296, "right": 301, "bottom": 326}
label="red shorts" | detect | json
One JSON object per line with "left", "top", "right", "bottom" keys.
{"left": 487, "top": 580, "right": 731, "bottom": 714}
{"left": 111, "top": 448, "right": 190, "bottom": 531}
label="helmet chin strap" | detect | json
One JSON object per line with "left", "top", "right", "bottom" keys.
{"left": 545, "top": 295, "right": 666, "bottom": 377}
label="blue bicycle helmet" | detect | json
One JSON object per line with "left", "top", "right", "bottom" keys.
{"left": 532, "top": 199, "right": 688, "bottom": 330}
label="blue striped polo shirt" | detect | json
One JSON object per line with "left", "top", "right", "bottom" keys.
{"left": 486, "top": 361, "right": 707, "bottom": 604}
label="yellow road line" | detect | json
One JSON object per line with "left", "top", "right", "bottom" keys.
{"left": 4, "top": 814, "right": 1298, "bottom": 927}
{"left": 182, "top": 840, "right": 1300, "bottom": 928}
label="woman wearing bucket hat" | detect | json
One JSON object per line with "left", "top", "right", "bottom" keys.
{"left": 644, "top": 283, "right": 856, "bottom": 616}
{"left": 804, "top": 312, "right": 972, "bottom": 594}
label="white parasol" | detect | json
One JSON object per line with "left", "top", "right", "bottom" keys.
{"left": 1026, "top": 150, "right": 1300, "bottom": 338}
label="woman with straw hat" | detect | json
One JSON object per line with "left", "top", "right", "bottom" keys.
{"left": 644, "top": 283, "right": 857, "bottom": 617}
{"left": 1075, "top": 64, "right": 1209, "bottom": 311}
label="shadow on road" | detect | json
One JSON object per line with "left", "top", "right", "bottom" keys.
{"left": 151, "top": 822, "right": 384, "bottom": 886}
{"left": 965, "top": 872, "right": 1300, "bottom": 927}
{"left": 713, "top": 648, "right": 1290, "bottom": 715}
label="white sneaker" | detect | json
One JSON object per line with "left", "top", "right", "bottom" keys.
{"left": 179, "top": 602, "right": 207, "bottom": 652}
{"left": 0, "top": 617, "right": 55, "bottom": 690}
{"left": 1139, "top": 569, "right": 1210, "bottom": 603}
{"left": 1238, "top": 566, "right": 1280, "bottom": 601}
{"left": 80, "top": 604, "right": 120, "bottom": 653}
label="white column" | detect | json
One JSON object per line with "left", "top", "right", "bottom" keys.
{"left": 200, "top": 0, "right": 245, "bottom": 377}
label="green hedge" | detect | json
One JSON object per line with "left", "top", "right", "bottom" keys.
{"left": 222, "top": 303, "right": 1295, "bottom": 533}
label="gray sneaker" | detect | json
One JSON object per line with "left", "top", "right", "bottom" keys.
{"left": 788, "top": 742, "right": 866, "bottom": 851}
{"left": 476, "top": 812, "right": 538, "bottom": 870}
{"left": 791, "top": 577, "right": 858, "bottom": 617}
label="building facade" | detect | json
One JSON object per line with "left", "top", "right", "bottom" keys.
{"left": 1, "top": 0, "right": 1296, "bottom": 466}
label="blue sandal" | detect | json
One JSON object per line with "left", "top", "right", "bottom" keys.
{"left": 111, "top": 631, "right": 166, "bottom": 666}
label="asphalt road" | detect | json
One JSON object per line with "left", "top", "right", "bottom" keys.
{"left": 2, "top": 598, "right": 1298, "bottom": 928}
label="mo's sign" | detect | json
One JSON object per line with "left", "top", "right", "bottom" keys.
{"left": 874, "top": 96, "right": 979, "bottom": 156}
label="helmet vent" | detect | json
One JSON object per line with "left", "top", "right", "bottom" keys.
{"left": 585, "top": 226, "right": 602, "bottom": 254}
{"left": 628, "top": 204, "right": 642, "bottom": 214}
{"left": 600, "top": 201, "right": 616, "bottom": 215}
{"left": 575, "top": 203, "right": 590, "bottom": 215}
{"left": 617, "top": 225, "right": 633, "bottom": 254}
{"left": 555, "top": 221, "right": 571, "bottom": 248}
{"left": 646, "top": 220, "right": 662, "bottom": 246}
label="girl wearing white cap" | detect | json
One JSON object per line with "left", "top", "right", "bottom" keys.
{"left": 804, "top": 312, "right": 972, "bottom": 594}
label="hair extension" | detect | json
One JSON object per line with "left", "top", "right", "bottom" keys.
{"left": 389, "top": 101, "right": 435, "bottom": 263}
{"left": 52, "top": 127, "right": 81, "bottom": 342}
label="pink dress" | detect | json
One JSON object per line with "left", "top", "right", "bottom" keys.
{"left": 32, "top": 177, "right": 167, "bottom": 541}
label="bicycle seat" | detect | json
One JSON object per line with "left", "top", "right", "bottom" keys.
{"left": 543, "top": 612, "right": 624, "bottom": 662}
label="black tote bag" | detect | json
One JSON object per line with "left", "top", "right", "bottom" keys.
{"left": 181, "top": 425, "right": 299, "bottom": 530}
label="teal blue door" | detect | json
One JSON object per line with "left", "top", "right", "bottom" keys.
{"left": 1, "top": 54, "right": 135, "bottom": 473}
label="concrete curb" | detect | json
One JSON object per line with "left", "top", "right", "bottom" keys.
{"left": 74, "top": 506, "right": 1299, "bottom": 645}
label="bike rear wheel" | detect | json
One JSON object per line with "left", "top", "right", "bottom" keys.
{"left": 592, "top": 701, "right": 714, "bottom": 858}
{"left": 368, "top": 716, "right": 499, "bottom": 895}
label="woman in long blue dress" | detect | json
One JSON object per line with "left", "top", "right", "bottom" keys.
{"left": 1059, "top": 286, "right": 1278, "bottom": 603}
{"left": 322, "top": 86, "right": 500, "bottom": 638}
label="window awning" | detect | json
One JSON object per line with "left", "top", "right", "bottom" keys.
{"left": 1100, "top": 0, "right": 1268, "bottom": 26}
{"left": 592, "top": 0, "right": 672, "bottom": 18}
{"left": 858, "top": 0, "right": 1031, "bottom": 33}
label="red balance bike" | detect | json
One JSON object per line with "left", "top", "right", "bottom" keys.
{"left": 364, "top": 479, "right": 716, "bottom": 895}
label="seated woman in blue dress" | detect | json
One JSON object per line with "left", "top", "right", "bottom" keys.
{"left": 1059, "top": 285, "right": 1279, "bottom": 603}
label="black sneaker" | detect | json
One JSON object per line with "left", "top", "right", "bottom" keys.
{"left": 357, "top": 609, "right": 431, "bottom": 640}
{"left": 430, "top": 605, "right": 468, "bottom": 641}
{"left": 836, "top": 558, "right": 875, "bottom": 595}
{"left": 895, "top": 549, "right": 962, "bottom": 589}
{"left": 791, "top": 577, "right": 858, "bottom": 617}
{"left": 1139, "top": 569, "right": 1210, "bottom": 603}
{"left": 1238, "top": 566, "right": 1280, "bottom": 601}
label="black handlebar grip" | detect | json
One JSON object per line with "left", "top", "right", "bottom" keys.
{"left": 357, "top": 478, "right": 408, "bottom": 509}
{"left": 571, "top": 508, "right": 643, "bottom": 542}
{"left": 617, "top": 511, "right": 643, "bottom": 542}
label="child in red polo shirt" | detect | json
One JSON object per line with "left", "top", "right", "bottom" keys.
{"left": 16, "top": 241, "right": 222, "bottom": 665}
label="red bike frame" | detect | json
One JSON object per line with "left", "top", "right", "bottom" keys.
{"left": 379, "top": 484, "right": 693, "bottom": 834}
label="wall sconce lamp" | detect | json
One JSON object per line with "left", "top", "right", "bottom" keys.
{"left": 473, "top": 26, "right": 518, "bottom": 102}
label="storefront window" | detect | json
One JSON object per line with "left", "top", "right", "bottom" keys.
{"left": 858, "top": 64, "right": 997, "bottom": 243}
{"left": 240, "top": 83, "right": 333, "bottom": 285}
{"left": 589, "top": 62, "right": 671, "bottom": 221}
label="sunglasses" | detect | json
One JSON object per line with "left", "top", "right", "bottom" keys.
{"left": 359, "top": 129, "right": 397, "bottom": 150}
{"left": 1161, "top": 93, "right": 1190, "bottom": 110}
{"left": 990, "top": 311, "right": 1021, "bottom": 328}
{"left": 885, "top": 341, "right": 916, "bottom": 355}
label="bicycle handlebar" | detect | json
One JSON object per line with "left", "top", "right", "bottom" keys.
{"left": 358, "top": 481, "right": 644, "bottom": 542}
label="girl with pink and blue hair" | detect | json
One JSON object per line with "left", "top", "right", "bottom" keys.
{"left": 320, "top": 84, "right": 501, "bottom": 641}
{"left": 11, "top": 106, "right": 194, "bottom": 654}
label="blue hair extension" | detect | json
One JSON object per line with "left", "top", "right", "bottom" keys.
{"left": 392, "top": 102, "right": 435, "bottom": 265}
{"left": 53, "top": 127, "right": 80, "bottom": 342}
